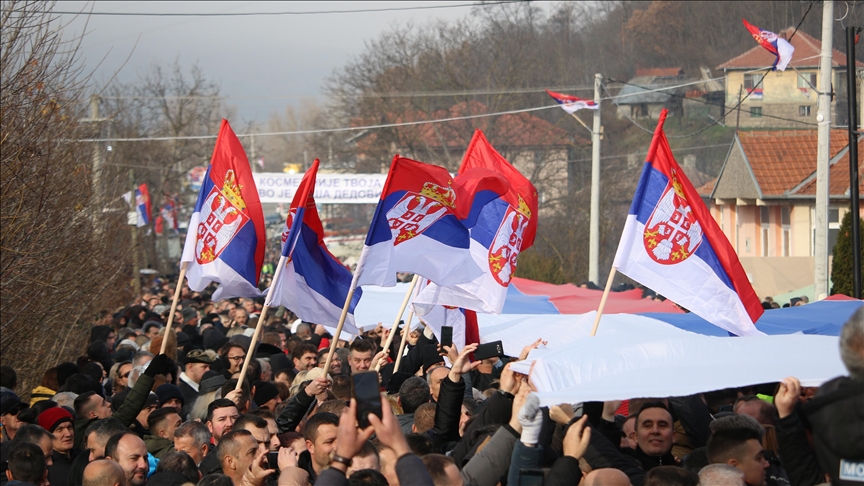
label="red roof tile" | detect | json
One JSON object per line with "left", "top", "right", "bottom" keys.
{"left": 717, "top": 28, "right": 863, "bottom": 70}
{"left": 635, "top": 67, "right": 684, "bottom": 77}
{"left": 696, "top": 177, "right": 717, "bottom": 196}
{"left": 793, "top": 138, "right": 864, "bottom": 195}
{"left": 737, "top": 130, "right": 858, "bottom": 196}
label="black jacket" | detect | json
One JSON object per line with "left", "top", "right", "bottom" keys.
{"left": 47, "top": 449, "right": 78, "bottom": 486}
{"left": 425, "top": 375, "right": 464, "bottom": 453}
{"left": 276, "top": 387, "right": 315, "bottom": 434}
{"left": 451, "top": 390, "right": 514, "bottom": 467}
{"left": 803, "top": 376, "right": 864, "bottom": 486}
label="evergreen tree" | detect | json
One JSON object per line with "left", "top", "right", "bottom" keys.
{"left": 830, "top": 210, "right": 864, "bottom": 296}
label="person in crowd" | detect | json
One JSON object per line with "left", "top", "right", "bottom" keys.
{"left": 291, "top": 344, "right": 318, "bottom": 374}
{"left": 707, "top": 427, "right": 769, "bottom": 486}
{"left": 82, "top": 460, "right": 126, "bottom": 486}
{"left": 104, "top": 433, "right": 148, "bottom": 486}
{"left": 347, "top": 340, "right": 377, "bottom": 375}
{"left": 177, "top": 350, "right": 216, "bottom": 419}
{"left": 699, "top": 463, "right": 746, "bottom": 486}
{"left": 221, "top": 345, "right": 247, "bottom": 376}
{"left": 172, "top": 422, "right": 210, "bottom": 467}
{"left": 38, "top": 407, "right": 76, "bottom": 486}
{"left": 143, "top": 408, "right": 181, "bottom": 459}
{"left": 1, "top": 397, "right": 27, "bottom": 442}
{"left": 5, "top": 442, "right": 48, "bottom": 486}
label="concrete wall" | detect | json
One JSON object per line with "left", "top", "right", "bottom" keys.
{"left": 723, "top": 68, "right": 846, "bottom": 128}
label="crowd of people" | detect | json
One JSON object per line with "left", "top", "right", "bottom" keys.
{"left": 0, "top": 274, "right": 861, "bottom": 486}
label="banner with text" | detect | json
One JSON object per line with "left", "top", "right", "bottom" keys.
{"left": 254, "top": 173, "right": 387, "bottom": 204}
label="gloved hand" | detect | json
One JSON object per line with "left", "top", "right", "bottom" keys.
{"left": 143, "top": 354, "right": 172, "bottom": 378}
{"left": 518, "top": 393, "right": 543, "bottom": 446}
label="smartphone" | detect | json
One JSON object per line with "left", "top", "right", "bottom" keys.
{"left": 352, "top": 371, "right": 382, "bottom": 429}
{"left": 267, "top": 451, "right": 279, "bottom": 469}
{"left": 474, "top": 340, "right": 504, "bottom": 360}
{"left": 440, "top": 326, "right": 453, "bottom": 348}
{"left": 518, "top": 468, "right": 545, "bottom": 486}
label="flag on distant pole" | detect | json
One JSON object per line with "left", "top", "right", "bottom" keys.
{"left": 414, "top": 130, "right": 538, "bottom": 314}
{"left": 612, "top": 109, "right": 764, "bottom": 336}
{"left": 268, "top": 159, "right": 363, "bottom": 333}
{"left": 743, "top": 19, "right": 794, "bottom": 71}
{"left": 180, "top": 119, "right": 266, "bottom": 300}
{"left": 354, "top": 156, "right": 483, "bottom": 288}
{"left": 123, "top": 184, "right": 152, "bottom": 227}
{"left": 546, "top": 89, "right": 599, "bottom": 114}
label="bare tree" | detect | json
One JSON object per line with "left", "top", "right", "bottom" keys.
{"left": 1, "top": 0, "right": 133, "bottom": 396}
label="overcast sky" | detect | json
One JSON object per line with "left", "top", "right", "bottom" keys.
{"left": 57, "top": 1, "right": 554, "bottom": 124}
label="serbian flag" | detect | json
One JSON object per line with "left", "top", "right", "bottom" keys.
{"left": 743, "top": 19, "right": 794, "bottom": 71}
{"left": 355, "top": 156, "right": 483, "bottom": 288}
{"left": 181, "top": 120, "right": 266, "bottom": 300}
{"left": 268, "top": 160, "right": 362, "bottom": 333}
{"left": 135, "top": 184, "right": 151, "bottom": 227}
{"left": 414, "top": 130, "right": 538, "bottom": 314}
{"left": 412, "top": 278, "right": 480, "bottom": 350}
{"left": 546, "top": 90, "right": 598, "bottom": 114}
{"left": 612, "top": 110, "right": 763, "bottom": 336}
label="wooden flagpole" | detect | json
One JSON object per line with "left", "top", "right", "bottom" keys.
{"left": 392, "top": 311, "right": 415, "bottom": 372}
{"left": 160, "top": 262, "right": 188, "bottom": 355}
{"left": 589, "top": 267, "right": 617, "bottom": 337}
{"left": 569, "top": 112, "right": 593, "bottom": 134}
{"left": 235, "top": 255, "right": 287, "bottom": 390}
{"left": 376, "top": 274, "right": 420, "bottom": 371}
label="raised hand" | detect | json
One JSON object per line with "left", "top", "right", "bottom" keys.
{"left": 563, "top": 415, "right": 592, "bottom": 460}
{"left": 775, "top": 376, "right": 801, "bottom": 419}
{"left": 519, "top": 338, "right": 547, "bottom": 361}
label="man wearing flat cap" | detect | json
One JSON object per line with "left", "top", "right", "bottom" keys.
{"left": 178, "top": 350, "right": 217, "bottom": 420}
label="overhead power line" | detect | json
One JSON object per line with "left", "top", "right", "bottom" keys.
{"left": 32, "top": 1, "right": 520, "bottom": 17}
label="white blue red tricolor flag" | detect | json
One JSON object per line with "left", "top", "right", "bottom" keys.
{"left": 268, "top": 160, "right": 362, "bottom": 333}
{"left": 355, "top": 156, "right": 483, "bottom": 288}
{"left": 612, "top": 110, "right": 764, "bottom": 336}
{"left": 414, "top": 130, "right": 539, "bottom": 314}
{"left": 124, "top": 184, "right": 152, "bottom": 227}
{"left": 546, "top": 90, "right": 598, "bottom": 114}
{"left": 181, "top": 119, "right": 266, "bottom": 301}
{"left": 743, "top": 19, "right": 794, "bottom": 72}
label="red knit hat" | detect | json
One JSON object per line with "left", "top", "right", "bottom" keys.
{"left": 37, "top": 407, "right": 73, "bottom": 432}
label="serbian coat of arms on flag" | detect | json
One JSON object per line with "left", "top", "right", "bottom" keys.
{"left": 643, "top": 168, "right": 703, "bottom": 264}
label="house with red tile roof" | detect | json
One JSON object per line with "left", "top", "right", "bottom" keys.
{"left": 716, "top": 27, "right": 862, "bottom": 128}
{"left": 698, "top": 130, "right": 862, "bottom": 300}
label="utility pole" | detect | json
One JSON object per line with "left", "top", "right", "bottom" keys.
{"left": 846, "top": 26, "right": 861, "bottom": 298}
{"left": 589, "top": 73, "right": 602, "bottom": 285}
{"left": 814, "top": 0, "right": 834, "bottom": 300}
{"left": 250, "top": 134, "right": 256, "bottom": 170}
{"left": 735, "top": 85, "right": 744, "bottom": 132}
{"left": 129, "top": 169, "right": 141, "bottom": 297}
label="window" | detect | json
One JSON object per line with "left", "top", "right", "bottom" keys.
{"left": 744, "top": 73, "right": 764, "bottom": 90}
{"left": 760, "top": 207, "right": 770, "bottom": 257}
{"left": 797, "top": 73, "right": 817, "bottom": 90}
{"left": 750, "top": 107, "right": 763, "bottom": 118}
{"left": 781, "top": 207, "right": 791, "bottom": 256}
{"left": 799, "top": 106, "right": 811, "bottom": 116}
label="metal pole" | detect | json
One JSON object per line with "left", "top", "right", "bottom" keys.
{"left": 814, "top": 0, "right": 834, "bottom": 300}
{"left": 129, "top": 169, "right": 141, "bottom": 297}
{"left": 589, "top": 73, "right": 602, "bottom": 285}
{"left": 90, "top": 95, "right": 102, "bottom": 231}
{"left": 735, "top": 85, "right": 743, "bottom": 132}
{"left": 846, "top": 26, "right": 861, "bottom": 299}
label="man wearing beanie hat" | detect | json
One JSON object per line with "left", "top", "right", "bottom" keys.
{"left": 38, "top": 407, "right": 77, "bottom": 486}
{"left": 178, "top": 350, "right": 216, "bottom": 419}
{"left": 154, "top": 384, "right": 184, "bottom": 411}
{"left": 252, "top": 382, "right": 281, "bottom": 412}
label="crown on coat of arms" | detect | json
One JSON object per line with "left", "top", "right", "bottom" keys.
{"left": 516, "top": 195, "right": 532, "bottom": 218}
{"left": 221, "top": 170, "right": 246, "bottom": 210}
{"left": 669, "top": 168, "right": 685, "bottom": 199}
{"left": 419, "top": 181, "right": 456, "bottom": 208}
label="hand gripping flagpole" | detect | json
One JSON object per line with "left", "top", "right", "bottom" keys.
{"left": 376, "top": 274, "right": 420, "bottom": 371}
{"left": 392, "top": 311, "right": 416, "bottom": 373}
{"left": 322, "top": 247, "right": 368, "bottom": 376}
{"left": 160, "top": 262, "right": 188, "bottom": 355}
{"left": 235, "top": 255, "right": 287, "bottom": 391}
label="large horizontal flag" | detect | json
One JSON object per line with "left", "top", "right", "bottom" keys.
{"left": 743, "top": 19, "right": 794, "bottom": 71}
{"left": 414, "top": 130, "right": 539, "bottom": 314}
{"left": 181, "top": 119, "right": 266, "bottom": 301}
{"left": 612, "top": 109, "right": 764, "bottom": 336}
{"left": 546, "top": 89, "right": 598, "bottom": 114}
{"left": 355, "top": 156, "right": 483, "bottom": 288}
{"left": 268, "top": 159, "right": 362, "bottom": 333}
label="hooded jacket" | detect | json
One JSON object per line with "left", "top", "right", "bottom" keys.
{"left": 805, "top": 376, "right": 864, "bottom": 485}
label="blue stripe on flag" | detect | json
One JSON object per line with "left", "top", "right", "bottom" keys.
{"left": 219, "top": 223, "right": 261, "bottom": 286}
{"left": 292, "top": 222, "right": 362, "bottom": 311}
